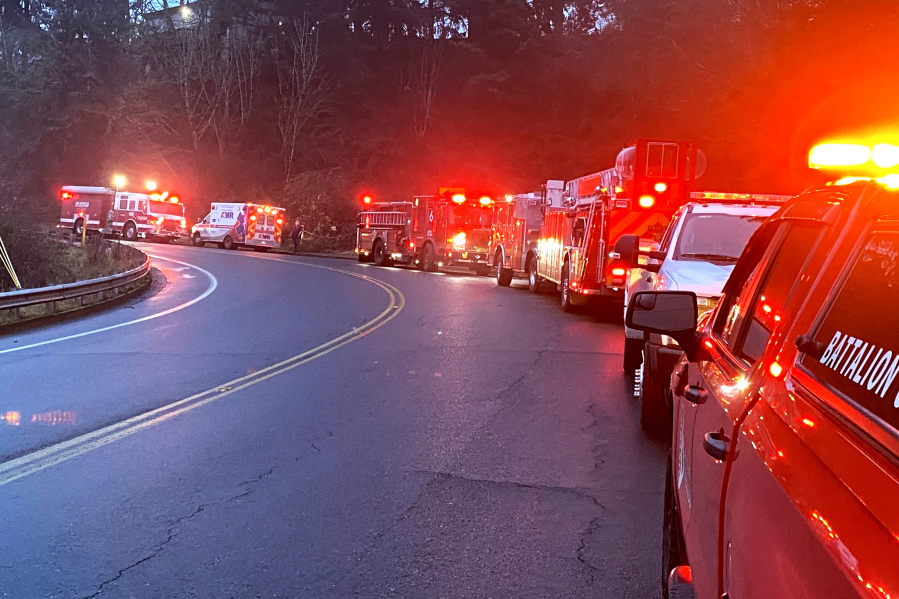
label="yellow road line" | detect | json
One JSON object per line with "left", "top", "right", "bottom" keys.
{"left": 0, "top": 265, "right": 404, "bottom": 487}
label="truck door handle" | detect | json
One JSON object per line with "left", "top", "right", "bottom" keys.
{"left": 684, "top": 386, "right": 707, "bottom": 405}
{"left": 703, "top": 431, "right": 729, "bottom": 461}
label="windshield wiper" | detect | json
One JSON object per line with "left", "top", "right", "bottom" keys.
{"left": 680, "top": 253, "right": 739, "bottom": 262}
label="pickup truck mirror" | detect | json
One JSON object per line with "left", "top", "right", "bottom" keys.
{"left": 626, "top": 291, "right": 701, "bottom": 359}
{"left": 613, "top": 234, "right": 640, "bottom": 267}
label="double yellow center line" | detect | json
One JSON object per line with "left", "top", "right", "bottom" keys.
{"left": 0, "top": 265, "right": 404, "bottom": 487}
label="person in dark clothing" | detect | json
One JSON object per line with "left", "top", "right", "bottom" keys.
{"left": 290, "top": 219, "right": 304, "bottom": 254}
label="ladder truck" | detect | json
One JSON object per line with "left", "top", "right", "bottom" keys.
{"left": 530, "top": 139, "right": 705, "bottom": 312}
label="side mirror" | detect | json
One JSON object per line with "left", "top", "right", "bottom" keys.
{"left": 626, "top": 291, "right": 701, "bottom": 359}
{"left": 613, "top": 234, "right": 640, "bottom": 267}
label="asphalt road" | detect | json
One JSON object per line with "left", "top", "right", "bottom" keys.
{"left": 0, "top": 243, "right": 667, "bottom": 599}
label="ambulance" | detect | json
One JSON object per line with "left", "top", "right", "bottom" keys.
{"left": 191, "top": 202, "right": 285, "bottom": 251}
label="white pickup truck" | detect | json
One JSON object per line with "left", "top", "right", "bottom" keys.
{"left": 615, "top": 193, "right": 791, "bottom": 435}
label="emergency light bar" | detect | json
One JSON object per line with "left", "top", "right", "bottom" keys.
{"left": 690, "top": 191, "right": 792, "bottom": 204}
{"left": 809, "top": 142, "right": 899, "bottom": 171}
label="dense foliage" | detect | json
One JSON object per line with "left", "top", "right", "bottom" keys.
{"left": 0, "top": 0, "right": 896, "bottom": 242}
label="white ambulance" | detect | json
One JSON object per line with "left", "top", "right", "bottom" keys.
{"left": 191, "top": 202, "right": 285, "bottom": 251}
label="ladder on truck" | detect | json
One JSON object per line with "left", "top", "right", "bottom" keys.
{"left": 360, "top": 211, "right": 409, "bottom": 228}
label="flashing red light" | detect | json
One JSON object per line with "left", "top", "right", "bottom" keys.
{"left": 769, "top": 361, "right": 783, "bottom": 378}
{"left": 638, "top": 195, "right": 655, "bottom": 208}
{"left": 654, "top": 182, "right": 668, "bottom": 193}
{"left": 363, "top": 195, "right": 372, "bottom": 204}
{"left": 250, "top": 215, "right": 257, "bottom": 221}
{"left": 169, "top": 196, "right": 180, "bottom": 203}
{"left": 61, "top": 191, "right": 78, "bottom": 200}
{"left": 276, "top": 218, "right": 283, "bottom": 225}
{"left": 611, "top": 268, "right": 626, "bottom": 276}
{"left": 479, "top": 196, "right": 492, "bottom": 206}
{"left": 452, "top": 194, "right": 466, "bottom": 204}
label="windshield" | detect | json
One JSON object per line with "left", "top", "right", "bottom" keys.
{"left": 674, "top": 212, "right": 769, "bottom": 263}
{"left": 449, "top": 205, "right": 492, "bottom": 228}
{"left": 149, "top": 201, "right": 185, "bottom": 217}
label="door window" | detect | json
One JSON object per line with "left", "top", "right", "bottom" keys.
{"left": 715, "top": 222, "right": 824, "bottom": 366}
{"left": 801, "top": 230, "right": 899, "bottom": 437}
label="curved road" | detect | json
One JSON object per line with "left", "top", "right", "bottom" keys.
{"left": 0, "top": 244, "right": 666, "bottom": 598}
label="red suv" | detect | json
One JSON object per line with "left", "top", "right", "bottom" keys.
{"left": 627, "top": 178, "right": 899, "bottom": 598}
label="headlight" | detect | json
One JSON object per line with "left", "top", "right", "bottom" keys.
{"left": 453, "top": 232, "right": 466, "bottom": 251}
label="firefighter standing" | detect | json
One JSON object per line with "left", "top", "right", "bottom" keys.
{"left": 290, "top": 219, "right": 304, "bottom": 254}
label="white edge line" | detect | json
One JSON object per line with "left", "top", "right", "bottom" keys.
{"left": 0, "top": 255, "right": 218, "bottom": 355}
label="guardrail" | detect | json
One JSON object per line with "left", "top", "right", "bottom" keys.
{"left": 0, "top": 249, "right": 151, "bottom": 320}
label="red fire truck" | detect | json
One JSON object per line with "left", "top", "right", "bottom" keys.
{"left": 487, "top": 190, "right": 561, "bottom": 286}
{"left": 58, "top": 186, "right": 188, "bottom": 242}
{"left": 356, "top": 188, "right": 496, "bottom": 273}
{"left": 531, "top": 139, "right": 705, "bottom": 311}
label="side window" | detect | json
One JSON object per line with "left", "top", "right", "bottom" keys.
{"left": 658, "top": 210, "right": 681, "bottom": 253}
{"left": 572, "top": 218, "right": 587, "bottom": 246}
{"left": 714, "top": 222, "right": 823, "bottom": 366}
{"left": 801, "top": 231, "right": 899, "bottom": 435}
{"left": 117, "top": 196, "right": 128, "bottom": 210}
{"left": 128, "top": 200, "right": 136, "bottom": 211}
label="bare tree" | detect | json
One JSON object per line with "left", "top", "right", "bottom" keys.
{"left": 276, "top": 17, "right": 330, "bottom": 182}
{"left": 411, "top": 37, "right": 442, "bottom": 139}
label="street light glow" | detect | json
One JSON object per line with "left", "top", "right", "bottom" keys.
{"left": 113, "top": 175, "right": 126, "bottom": 188}
{"left": 146, "top": 181, "right": 157, "bottom": 191}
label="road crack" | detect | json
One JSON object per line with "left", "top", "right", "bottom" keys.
{"left": 81, "top": 465, "right": 277, "bottom": 598}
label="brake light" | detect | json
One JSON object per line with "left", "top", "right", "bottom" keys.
{"left": 654, "top": 182, "right": 667, "bottom": 193}
{"left": 638, "top": 195, "right": 655, "bottom": 208}
{"left": 611, "top": 268, "right": 626, "bottom": 276}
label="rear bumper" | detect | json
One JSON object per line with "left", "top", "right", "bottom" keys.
{"left": 446, "top": 250, "right": 489, "bottom": 265}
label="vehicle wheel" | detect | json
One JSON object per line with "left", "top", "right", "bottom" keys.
{"left": 373, "top": 239, "right": 389, "bottom": 266}
{"left": 473, "top": 264, "right": 490, "bottom": 276}
{"left": 222, "top": 235, "right": 235, "bottom": 250}
{"left": 662, "top": 453, "right": 687, "bottom": 599}
{"left": 528, "top": 256, "right": 541, "bottom": 293}
{"left": 560, "top": 261, "right": 576, "bottom": 312}
{"left": 421, "top": 242, "right": 438, "bottom": 272}
{"left": 495, "top": 252, "right": 512, "bottom": 286}
{"left": 639, "top": 345, "right": 670, "bottom": 438}
{"left": 73, "top": 218, "right": 84, "bottom": 238}
{"left": 123, "top": 222, "right": 137, "bottom": 241}
{"left": 624, "top": 337, "right": 644, "bottom": 375}
{"left": 192, "top": 233, "right": 204, "bottom": 247}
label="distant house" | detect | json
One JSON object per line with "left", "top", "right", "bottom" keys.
{"left": 144, "top": 1, "right": 205, "bottom": 32}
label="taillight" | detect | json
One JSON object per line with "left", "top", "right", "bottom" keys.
{"left": 180, "top": 219, "right": 187, "bottom": 227}
{"left": 611, "top": 268, "right": 626, "bottom": 276}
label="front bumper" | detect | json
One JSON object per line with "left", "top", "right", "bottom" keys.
{"left": 446, "top": 250, "right": 489, "bottom": 265}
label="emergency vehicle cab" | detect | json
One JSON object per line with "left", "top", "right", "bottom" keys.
{"left": 626, "top": 141, "right": 899, "bottom": 599}
{"left": 192, "top": 202, "right": 284, "bottom": 251}
{"left": 356, "top": 188, "right": 496, "bottom": 273}
{"left": 58, "top": 186, "right": 188, "bottom": 242}
{"left": 615, "top": 192, "right": 789, "bottom": 434}
{"left": 531, "top": 139, "right": 705, "bottom": 312}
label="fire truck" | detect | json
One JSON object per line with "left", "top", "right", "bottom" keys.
{"left": 531, "top": 139, "right": 705, "bottom": 312}
{"left": 355, "top": 188, "right": 496, "bottom": 273}
{"left": 58, "top": 186, "right": 188, "bottom": 242}
{"left": 487, "top": 190, "right": 561, "bottom": 286}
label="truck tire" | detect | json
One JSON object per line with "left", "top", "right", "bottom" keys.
{"left": 73, "top": 218, "right": 85, "bottom": 237}
{"left": 639, "top": 343, "right": 670, "bottom": 438}
{"left": 123, "top": 222, "right": 137, "bottom": 241}
{"left": 496, "top": 252, "right": 512, "bottom": 287}
{"left": 528, "top": 256, "right": 541, "bottom": 293}
{"left": 222, "top": 235, "right": 235, "bottom": 250}
{"left": 421, "top": 242, "right": 438, "bottom": 272}
{"left": 192, "top": 233, "right": 204, "bottom": 247}
{"left": 560, "top": 261, "right": 576, "bottom": 312}
{"left": 474, "top": 264, "right": 490, "bottom": 276}
{"left": 662, "top": 453, "right": 687, "bottom": 599}
{"left": 373, "top": 239, "right": 389, "bottom": 266}
{"left": 624, "top": 337, "right": 643, "bottom": 374}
